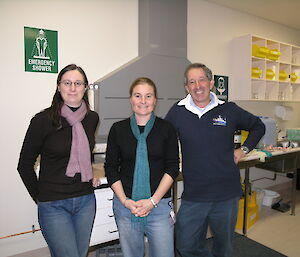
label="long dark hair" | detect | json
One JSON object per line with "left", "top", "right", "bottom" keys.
{"left": 49, "top": 64, "right": 90, "bottom": 128}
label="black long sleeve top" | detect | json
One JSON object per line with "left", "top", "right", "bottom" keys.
{"left": 105, "top": 117, "right": 179, "bottom": 199}
{"left": 17, "top": 108, "right": 99, "bottom": 202}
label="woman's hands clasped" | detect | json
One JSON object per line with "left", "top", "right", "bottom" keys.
{"left": 124, "top": 198, "right": 155, "bottom": 217}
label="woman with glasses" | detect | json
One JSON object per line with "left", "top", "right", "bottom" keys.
{"left": 17, "top": 64, "right": 99, "bottom": 257}
{"left": 105, "top": 77, "right": 179, "bottom": 257}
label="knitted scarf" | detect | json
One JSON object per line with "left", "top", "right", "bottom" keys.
{"left": 61, "top": 102, "right": 93, "bottom": 182}
{"left": 130, "top": 112, "right": 156, "bottom": 226}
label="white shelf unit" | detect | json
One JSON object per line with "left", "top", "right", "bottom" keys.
{"left": 231, "top": 34, "right": 300, "bottom": 102}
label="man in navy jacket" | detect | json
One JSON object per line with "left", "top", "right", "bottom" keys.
{"left": 166, "top": 63, "right": 265, "bottom": 257}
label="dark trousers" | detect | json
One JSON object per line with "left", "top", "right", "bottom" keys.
{"left": 175, "top": 197, "right": 239, "bottom": 257}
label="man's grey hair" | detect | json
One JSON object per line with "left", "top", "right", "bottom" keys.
{"left": 184, "top": 63, "right": 213, "bottom": 86}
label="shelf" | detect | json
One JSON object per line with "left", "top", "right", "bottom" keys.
{"left": 251, "top": 78, "right": 265, "bottom": 81}
{"left": 231, "top": 34, "right": 300, "bottom": 101}
{"left": 242, "top": 99, "right": 300, "bottom": 103}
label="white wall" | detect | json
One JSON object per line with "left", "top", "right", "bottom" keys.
{"left": 0, "top": 0, "right": 138, "bottom": 256}
{"left": 187, "top": 0, "right": 300, "bottom": 132}
{"left": 188, "top": 0, "right": 300, "bottom": 74}
{"left": 188, "top": 0, "right": 300, "bottom": 189}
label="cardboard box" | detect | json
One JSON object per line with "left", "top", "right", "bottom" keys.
{"left": 92, "top": 163, "right": 105, "bottom": 178}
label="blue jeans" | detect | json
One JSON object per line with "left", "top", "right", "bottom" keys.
{"left": 38, "top": 193, "right": 96, "bottom": 257}
{"left": 113, "top": 196, "right": 174, "bottom": 257}
{"left": 175, "top": 197, "right": 239, "bottom": 257}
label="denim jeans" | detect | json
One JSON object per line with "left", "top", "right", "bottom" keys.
{"left": 175, "top": 197, "right": 239, "bottom": 257}
{"left": 113, "top": 196, "right": 174, "bottom": 257}
{"left": 38, "top": 193, "right": 96, "bottom": 257}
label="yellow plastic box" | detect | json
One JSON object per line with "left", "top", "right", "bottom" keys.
{"left": 279, "top": 70, "right": 288, "bottom": 81}
{"left": 266, "top": 69, "right": 275, "bottom": 80}
{"left": 241, "top": 130, "right": 249, "bottom": 145}
{"left": 252, "top": 44, "right": 269, "bottom": 58}
{"left": 267, "top": 49, "right": 281, "bottom": 61}
{"left": 236, "top": 192, "right": 259, "bottom": 230}
{"left": 290, "top": 72, "right": 298, "bottom": 82}
{"left": 251, "top": 67, "right": 262, "bottom": 78}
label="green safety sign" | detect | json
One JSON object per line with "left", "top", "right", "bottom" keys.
{"left": 24, "top": 26, "right": 58, "bottom": 73}
{"left": 214, "top": 75, "right": 228, "bottom": 102}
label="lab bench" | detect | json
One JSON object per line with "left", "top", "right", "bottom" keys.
{"left": 91, "top": 147, "right": 300, "bottom": 241}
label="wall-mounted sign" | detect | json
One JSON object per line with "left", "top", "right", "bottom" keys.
{"left": 24, "top": 26, "right": 58, "bottom": 73}
{"left": 214, "top": 75, "right": 228, "bottom": 102}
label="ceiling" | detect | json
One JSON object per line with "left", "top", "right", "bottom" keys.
{"left": 204, "top": 0, "right": 300, "bottom": 31}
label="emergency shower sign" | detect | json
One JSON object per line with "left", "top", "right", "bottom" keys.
{"left": 214, "top": 75, "right": 228, "bottom": 102}
{"left": 24, "top": 26, "right": 58, "bottom": 73}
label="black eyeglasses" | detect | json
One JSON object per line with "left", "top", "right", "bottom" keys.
{"left": 60, "top": 80, "right": 86, "bottom": 87}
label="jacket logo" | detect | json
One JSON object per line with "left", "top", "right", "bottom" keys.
{"left": 212, "top": 115, "right": 227, "bottom": 126}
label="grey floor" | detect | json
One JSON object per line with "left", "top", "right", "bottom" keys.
{"left": 242, "top": 181, "right": 300, "bottom": 257}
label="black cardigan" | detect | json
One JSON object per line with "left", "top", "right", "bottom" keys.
{"left": 17, "top": 108, "right": 99, "bottom": 202}
{"left": 105, "top": 117, "right": 179, "bottom": 199}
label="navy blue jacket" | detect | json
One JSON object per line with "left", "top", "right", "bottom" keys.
{"left": 166, "top": 101, "right": 265, "bottom": 202}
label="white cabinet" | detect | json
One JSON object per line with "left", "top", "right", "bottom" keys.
{"left": 90, "top": 188, "right": 119, "bottom": 246}
{"left": 231, "top": 34, "right": 300, "bottom": 102}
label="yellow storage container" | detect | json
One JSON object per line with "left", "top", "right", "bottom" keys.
{"left": 290, "top": 72, "right": 298, "bottom": 82}
{"left": 251, "top": 67, "right": 262, "bottom": 78}
{"left": 241, "top": 130, "right": 249, "bottom": 145}
{"left": 239, "top": 191, "right": 257, "bottom": 208}
{"left": 279, "top": 70, "right": 288, "bottom": 81}
{"left": 266, "top": 69, "right": 275, "bottom": 80}
{"left": 236, "top": 192, "right": 259, "bottom": 230}
{"left": 252, "top": 44, "right": 269, "bottom": 58}
{"left": 267, "top": 49, "right": 281, "bottom": 61}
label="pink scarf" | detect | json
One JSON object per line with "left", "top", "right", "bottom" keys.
{"left": 61, "top": 102, "right": 93, "bottom": 182}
